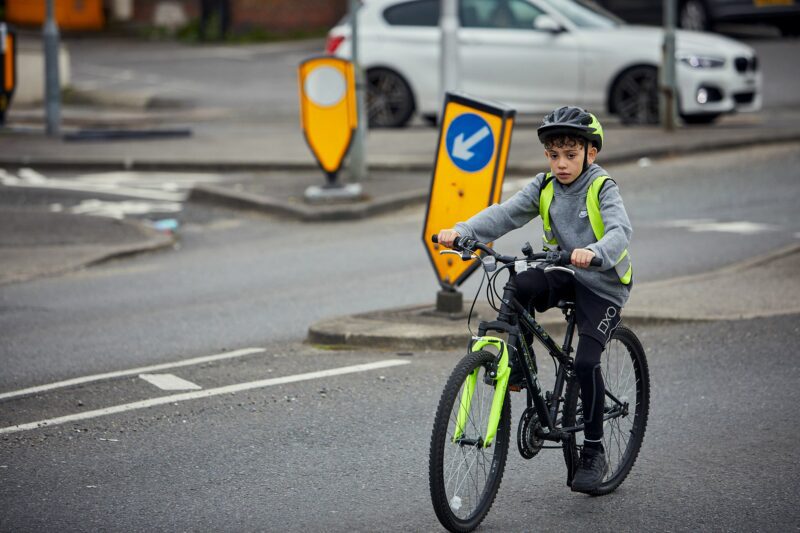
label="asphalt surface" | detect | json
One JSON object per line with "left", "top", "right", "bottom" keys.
{"left": 2, "top": 34, "right": 800, "bottom": 532}
{"left": 2, "top": 35, "right": 800, "bottom": 344}
{"left": 1, "top": 315, "right": 798, "bottom": 531}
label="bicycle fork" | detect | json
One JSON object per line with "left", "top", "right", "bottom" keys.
{"left": 453, "top": 337, "right": 510, "bottom": 448}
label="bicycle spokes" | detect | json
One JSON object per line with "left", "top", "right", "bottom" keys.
{"left": 453, "top": 368, "right": 479, "bottom": 442}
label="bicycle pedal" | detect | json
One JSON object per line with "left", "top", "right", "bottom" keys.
{"left": 508, "top": 383, "right": 525, "bottom": 392}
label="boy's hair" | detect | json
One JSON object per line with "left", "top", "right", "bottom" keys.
{"left": 543, "top": 134, "right": 597, "bottom": 151}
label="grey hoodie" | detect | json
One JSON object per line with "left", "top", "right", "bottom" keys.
{"left": 454, "top": 164, "right": 633, "bottom": 307}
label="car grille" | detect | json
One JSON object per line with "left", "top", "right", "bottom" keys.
{"left": 734, "top": 92, "right": 755, "bottom": 104}
{"left": 734, "top": 56, "right": 758, "bottom": 73}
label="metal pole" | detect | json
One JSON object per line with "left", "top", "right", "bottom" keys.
{"left": 436, "top": 0, "right": 462, "bottom": 312}
{"left": 44, "top": 0, "right": 61, "bottom": 136}
{"left": 348, "top": 0, "right": 366, "bottom": 183}
{"left": 440, "top": 0, "right": 459, "bottom": 104}
{"left": 661, "top": 0, "right": 678, "bottom": 131}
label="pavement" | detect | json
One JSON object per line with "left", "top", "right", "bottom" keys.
{"left": 2, "top": 36, "right": 799, "bottom": 349}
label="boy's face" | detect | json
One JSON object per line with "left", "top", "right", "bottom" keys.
{"left": 544, "top": 141, "right": 597, "bottom": 185}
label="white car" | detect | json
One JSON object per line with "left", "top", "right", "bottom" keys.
{"left": 325, "top": 0, "right": 762, "bottom": 127}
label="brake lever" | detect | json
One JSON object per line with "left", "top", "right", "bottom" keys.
{"left": 439, "top": 250, "right": 478, "bottom": 261}
{"left": 543, "top": 265, "right": 575, "bottom": 276}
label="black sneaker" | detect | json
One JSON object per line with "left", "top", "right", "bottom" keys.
{"left": 570, "top": 447, "right": 608, "bottom": 493}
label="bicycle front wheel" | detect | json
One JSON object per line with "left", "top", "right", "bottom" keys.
{"left": 562, "top": 325, "right": 650, "bottom": 495}
{"left": 429, "top": 350, "right": 511, "bottom": 532}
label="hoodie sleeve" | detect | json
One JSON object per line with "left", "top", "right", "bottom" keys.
{"left": 454, "top": 174, "right": 544, "bottom": 243}
{"left": 585, "top": 180, "right": 632, "bottom": 271}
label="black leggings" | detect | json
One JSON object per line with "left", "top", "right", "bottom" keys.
{"left": 573, "top": 336, "right": 605, "bottom": 441}
{"left": 515, "top": 268, "right": 616, "bottom": 442}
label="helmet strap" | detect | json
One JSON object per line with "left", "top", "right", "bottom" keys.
{"left": 582, "top": 140, "right": 589, "bottom": 173}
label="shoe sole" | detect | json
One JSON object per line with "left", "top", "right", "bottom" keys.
{"left": 570, "top": 464, "right": 609, "bottom": 493}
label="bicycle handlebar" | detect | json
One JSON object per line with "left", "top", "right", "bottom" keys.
{"left": 431, "top": 234, "right": 602, "bottom": 267}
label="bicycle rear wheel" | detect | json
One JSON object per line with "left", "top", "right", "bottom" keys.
{"left": 562, "top": 325, "right": 650, "bottom": 495}
{"left": 429, "top": 350, "right": 511, "bottom": 532}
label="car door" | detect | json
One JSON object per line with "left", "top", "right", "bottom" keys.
{"left": 457, "top": 0, "right": 581, "bottom": 112}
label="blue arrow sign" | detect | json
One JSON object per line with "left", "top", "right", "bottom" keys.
{"left": 446, "top": 113, "right": 495, "bottom": 173}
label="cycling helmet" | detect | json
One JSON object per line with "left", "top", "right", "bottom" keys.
{"left": 537, "top": 106, "right": 604, "bottom": 152}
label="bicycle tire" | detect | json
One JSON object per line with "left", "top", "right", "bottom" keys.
{"left": 429, "top": 350, "right": 511, "bottom": 532}
{"left": 562, "top": 325, "right": 650, "bottom": 495}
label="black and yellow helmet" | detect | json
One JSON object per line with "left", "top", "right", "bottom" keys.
{"left": 537, "top": 106, "right": 604, "bottom": 152}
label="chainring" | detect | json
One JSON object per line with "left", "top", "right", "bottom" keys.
{"left": 517, "top": 406, "right": 544, "bottom": 459}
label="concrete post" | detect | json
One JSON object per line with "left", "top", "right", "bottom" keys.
{"left": 661, "top": 0, "right": 678, "bottom": 131}
{"left": 43, "top": 0, "right": 61, "bottom": 136}
{"left": 349, "top": 0, "right": 367, "bottom": 184}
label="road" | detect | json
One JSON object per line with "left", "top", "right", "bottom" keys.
{"left": 3, "top": 28, "right": 800, "bottom": 530}
{"left": 61, "top": 32, "right": 800, "bottom": 127}
{"left": 1, "top": 142, "right": 799, "bottom": 390}
{"left": 1, "top": 318, "right": 798, "bottom": 531}
{"left": 1, "top": 141, "right": 799, "bottom": 530}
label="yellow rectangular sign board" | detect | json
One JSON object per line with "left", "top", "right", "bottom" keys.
{"left": 422, "top": 92, "right": 515, "bottom": 287}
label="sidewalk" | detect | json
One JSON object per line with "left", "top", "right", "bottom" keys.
{"left": 0, "top": 208, "right": 173, "bottom": 285}
{"left": 308, "top": 244, "right": 800, "bottom": 350}
{"left": 2, "top": 36, "right": 799, "bottom": 344}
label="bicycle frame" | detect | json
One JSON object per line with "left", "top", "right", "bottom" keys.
{"left": 460, "top": 267, "right": 581, "bottom": 449}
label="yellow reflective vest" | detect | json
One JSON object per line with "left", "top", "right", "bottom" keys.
{"left": 539, "top": 173, "right": 633, "bottom": 285}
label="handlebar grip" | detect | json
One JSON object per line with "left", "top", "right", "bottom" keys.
{"left": 559, "top": 250, "right": 603, "bottom": 267}
{"left": 431, "top": 234, "right": 463, "bottom": 249}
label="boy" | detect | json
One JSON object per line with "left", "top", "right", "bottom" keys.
{"left": 437, "top": 106, "right": 633, "bottom": 493}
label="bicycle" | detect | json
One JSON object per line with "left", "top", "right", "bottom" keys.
{"left": 428, "top": 236, "right": 650, "bottom": 533}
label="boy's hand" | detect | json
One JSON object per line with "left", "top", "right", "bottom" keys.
{"left": 437, "top": 229, "right": 461, "bottom": 248}
{"left": 571, "top": 248, "right": 596, "bottom": 269}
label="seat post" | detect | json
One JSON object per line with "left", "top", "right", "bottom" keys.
{"left": 559, "top": 301, "right": 577, "bottom": 356}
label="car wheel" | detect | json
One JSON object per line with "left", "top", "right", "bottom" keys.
{"left": 611, "top": 66, "right": 659, "bottom": 125}
{"left": 681, "top": 113, "right": 720, "bottom": 125}
{"left": 366, "top": 68, "right": 415, "bottom": 128}
{"left": 679, "top": 0, "right": 710, "bottom": 32}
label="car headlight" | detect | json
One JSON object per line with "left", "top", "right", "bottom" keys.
{"left": 679, "top": 55, "right": 725, "bottom": 69}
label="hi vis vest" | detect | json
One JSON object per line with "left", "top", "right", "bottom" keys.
{"left": 539, "top": 173, "right": 633, "bottom": 285}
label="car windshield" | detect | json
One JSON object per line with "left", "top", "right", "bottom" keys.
{"left": 539, "top": 0, "right": 623, "bottom": 28}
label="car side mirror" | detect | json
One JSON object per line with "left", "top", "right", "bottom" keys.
{"left": 533, "top": 15, "right": 564, "bottom": 33}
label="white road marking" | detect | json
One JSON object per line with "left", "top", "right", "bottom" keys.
{"left": 0, "top": 360, "right": 411, "bottom": 435}
{"left": 662, "top": 219, "right": 780, "bottom": 235}
{"left": 17, "top": 168, "right": 48, "bottom": 183}
{"left": 74, "top": 171, "right": 224, "bottom": 188}
{"left": 139, "top": 373, "right": 202, "bottom": 391}
{"left": 0, "top": 348, "right": 266, "bottom": 401}
{"left": 67, "top": 199, "right": 182, "bottom": 219}
{"left": 1, "top": 169, "right": 227, "bottom": 206}
{"left": 3, "top": 173, "right": 185, "bottom": 201}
